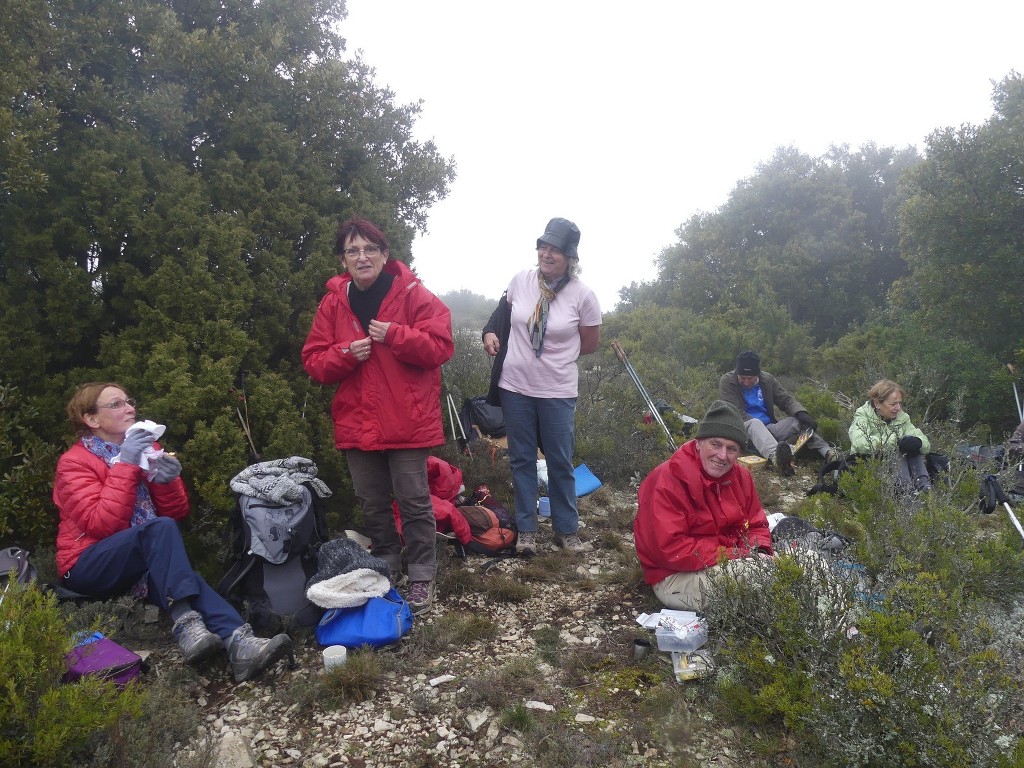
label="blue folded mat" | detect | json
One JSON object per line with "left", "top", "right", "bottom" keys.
{"left": 574, "top": 464, "right": 603, "bottom": 497}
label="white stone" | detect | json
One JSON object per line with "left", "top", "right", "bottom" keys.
{"left": 429, "top": 674, "right": 456, "bottom": 687}
{"left": 466, "top": 709, "right": 491, "bottom": 733}
{"left": 524, "top": 700, "right": 554, "bottom": 711}
{"left": 575, "top": 713, "right": 597, "bottom": 723}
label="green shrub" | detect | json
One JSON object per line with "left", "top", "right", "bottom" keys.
{"left": 0, "top": 585, "right": 145, "bottom": 767}
{"left": 702, "top": 480, "right": 1024, "bottom": 767}
{"left": 0, "top": 382, "right": 62, "bottom": 547}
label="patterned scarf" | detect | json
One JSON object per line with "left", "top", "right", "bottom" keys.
{"left": 527, "top": 270, "right": 571, "bottom": 357}
{"left": 81, "top": 435, "right": 157, "bottom": 597}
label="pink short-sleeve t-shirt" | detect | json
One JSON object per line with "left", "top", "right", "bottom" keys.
{"left": 498, "top": 269, "right": 602, "bottom": 399}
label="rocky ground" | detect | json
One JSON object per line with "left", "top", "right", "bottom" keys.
{"left": 123, "top": 480, "right": 809, "bottom": 768}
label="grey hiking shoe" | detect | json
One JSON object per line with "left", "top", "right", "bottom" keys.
{"left": 824, "top": 447, "right": 841, "bottom": 464}
{"left": 172, "top": 610, "right": 222, "bottom": 664}
{"left": 516, "top": 530, "right": 537, "bottom": 555}
{"left": 407, "top": 580, "right": 435, "bottom": 616}
{"left": 553, "top": 533, "right": 585, "bottom": 553}
{"left": 228, "top": 623, "right": 292, "bottom": 683}
{"left": 773, "top": 442, "right": 794, "bottom": 477}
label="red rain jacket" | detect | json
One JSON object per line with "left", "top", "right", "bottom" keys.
{"left": 53, "top": 442, "right": 189, "bottom": 575}
{"left": 302, "top": 260, "right": 454, "bottom": 451}
{"left": 634, "top": 440, "right": 772, "bottom": 585}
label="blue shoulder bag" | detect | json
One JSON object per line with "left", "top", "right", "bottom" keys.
{"left": 315, "top": 587, "right": 413, "bottom": 648}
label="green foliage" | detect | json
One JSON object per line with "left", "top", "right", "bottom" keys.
{"left": 406, "top": 611, "right": 499, "bottom": 651}
{"left": 704, "top": 465, "right": 1024, "bottom": 767}
{"left": 0, "top": 383, "right": 62, "bottom": 545}
{"left": 0, "top": 0, "right": 454, "bottom": 554}
{"left": 293, "top": 650, "right": 389, "bottom": 708}
{"left": 623, "top": 143, "right": 921, "bottom": 344}
{"left": 898, "top": 72, "right": 1024, "bottom": 367}
{"left": 442, "top": 329, "right": 493, "bottom": 406}
{"left": 0, "top": 585, "right": 145, "bottom": 767}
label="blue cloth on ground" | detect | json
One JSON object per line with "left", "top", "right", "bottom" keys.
{"left": 574, "top": 464, "right": 603, "bottom": 497}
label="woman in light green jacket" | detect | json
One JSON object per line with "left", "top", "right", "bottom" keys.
{"left": 848, "top": 379, "right": 932, "bottom": 492}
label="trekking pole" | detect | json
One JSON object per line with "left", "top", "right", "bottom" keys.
{"left": 446, "top": 391, "right": 472, "bottom": 458}
{"left": 1008, "top": 363, "right": 1023, "bottom": 421}
{"left": 611, "top": 341, "right": 677, "bottom": 452}
{"left": 983, "top": 474, "right": 1024, "bottom": 543}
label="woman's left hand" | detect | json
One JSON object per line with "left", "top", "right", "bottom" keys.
{"left": 368, "top": 319, "right": 391, "bottom": 343}
{"left": 151, "top": 454, "right": 182, "bottom": 483}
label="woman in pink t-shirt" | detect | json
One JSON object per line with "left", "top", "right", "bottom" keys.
{"left": 482, "top": 218, "right": 601, "bottom": 555}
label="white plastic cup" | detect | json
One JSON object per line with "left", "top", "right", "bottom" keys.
{"left": 538, "top": 497, "right": 551, "bottom": 517}
{"left": 322, "top": 645, "right": 347, "bottom": 670}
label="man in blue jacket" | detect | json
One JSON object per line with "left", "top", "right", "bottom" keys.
{"left": 718, "top": 351, "right": 836, "bottom": 476}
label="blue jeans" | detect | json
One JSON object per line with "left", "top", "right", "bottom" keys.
{"left": 499, "top": 388, "right": 578, "bottom": 535}
{"left": 65, "top": 517, "right": 244, "bottom": 640}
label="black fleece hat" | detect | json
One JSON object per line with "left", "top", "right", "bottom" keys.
{"left": 736, "top": 350, "right": 760, "bottom": 377}
{"left": 537, "top": 217, "right": 580, "bottom": 260}
{"left": 695, "top": 400, "right": 748, "bottom": 448}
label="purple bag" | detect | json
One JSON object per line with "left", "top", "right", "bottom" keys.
{"left": 64, "top": 634, "right": 143, "bottom": 687}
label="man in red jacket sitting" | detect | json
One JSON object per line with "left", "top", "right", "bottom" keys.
{"left": 634, "top": 400, "right": 773, "bottom": 610}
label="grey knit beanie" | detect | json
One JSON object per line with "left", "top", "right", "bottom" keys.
{"left": 306, "top": 537, "right": 392, "bottom": 587}
{"left": 695, "top": 400, "right": 748, "bottom": 447}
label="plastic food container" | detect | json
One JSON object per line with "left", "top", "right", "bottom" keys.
{"left": 655, "top": 621, "right": 708, "bottom": 654}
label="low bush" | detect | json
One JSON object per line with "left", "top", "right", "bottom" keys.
{"left": 0, "top": 584, "right": 145, "bottom": 767}
{"left": 702, "top": 463, "right": 1024, "bottom": 767}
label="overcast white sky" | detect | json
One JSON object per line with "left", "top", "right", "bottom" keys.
{"left": 340, "top": 1, "right": 1023, "bottom": 311}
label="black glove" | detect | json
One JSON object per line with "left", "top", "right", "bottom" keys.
{"left": 151, "top": 454, "right": 182, "bottom": 483}
{"left": 118, "top": 429, "right": 157, "bottom": 465}
{"left": 795, "top": 411, "right": 817, "bottom": 431}
{"left": 897, "top": 435, "right": 923, "bottom": 456}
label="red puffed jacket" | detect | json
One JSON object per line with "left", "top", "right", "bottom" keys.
{"left": 53, "top": 442, "right": 190, "bottom": 576}
{"left": 302, "top": 259, "right": 454, "bottom": 451}
{"left": 634, "top": 440, "right": 772, "bottom": 585}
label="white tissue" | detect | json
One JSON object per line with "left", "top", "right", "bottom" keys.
{"left": 118, "top": 420, "right": 168, "bottom": 475}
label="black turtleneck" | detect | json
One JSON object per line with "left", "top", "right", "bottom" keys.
{"left": 349, "top": 272, "right": 395, "bottom": 333}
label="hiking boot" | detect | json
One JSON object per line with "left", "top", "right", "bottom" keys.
{"left": 228, "top": 623, "right": 293, "bottom": 683}
{"left": 516, "top": 530, "right": 537, "bottom": 555}
{"left": 773, "top": 443, "right": 794, "bottom": 477}
{"left": 407, "top": 580, "right": 435, "bottom": 616}
{"left": 172, "top": 610, "right": 222, "bottom": 664}
{"left": 553, "top": 533, "right": 586, "bottom": 553}
{"left": 824, "top": 447, "right": 841, "bottom": 464}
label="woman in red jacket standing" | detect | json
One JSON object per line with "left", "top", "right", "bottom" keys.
{"left": 302, "top": 218, "right": 454, "bottom": 615}
{"left": 53, "top": 383, "right": 292, "bottom": 682}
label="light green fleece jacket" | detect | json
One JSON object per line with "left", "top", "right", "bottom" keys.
{"left": 848, "top": 401, "right": 930, "bottom": 455}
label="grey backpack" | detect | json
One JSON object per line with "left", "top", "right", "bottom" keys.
{"left": 216, "top": 485, "right": 330, "bottom": 631}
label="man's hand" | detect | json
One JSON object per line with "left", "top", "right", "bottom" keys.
{"left": 795, "top": 411, "right": 817, "bottom": 431}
